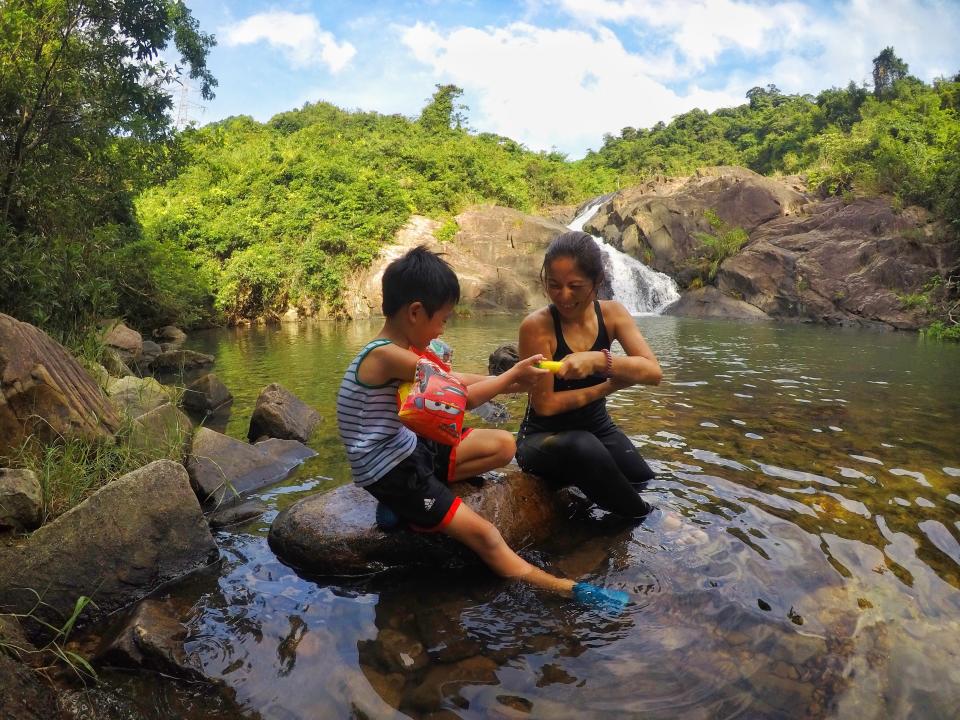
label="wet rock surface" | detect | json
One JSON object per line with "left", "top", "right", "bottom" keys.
{"left": 663, "top": 286, "right": 771, "bottom": 320}
{"left": 187, "top": 427, "right": 317, "bottom": 506}
{"left": 269, "top": 468, "right": 586, "bottom": 576}
{"left": 93, "top": 599, "right": 204, "bottom": 681}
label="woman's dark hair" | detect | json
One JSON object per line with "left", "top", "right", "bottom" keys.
{"left": 382, "top": 245, "right": 460, "bottom": 317}
{"left": 540, "top": 231, "right": 605, "bottom": 287}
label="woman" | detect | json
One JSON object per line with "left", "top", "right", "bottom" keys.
{"left": 516, "top": 231, "right": 662, "bottom": 518}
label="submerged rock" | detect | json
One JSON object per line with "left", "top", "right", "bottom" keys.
{"left": 94, "top": 599, "right": 204, "bottom": 681}
{"left": 187, "top": 427, "right": 316, "bottom": 507}
{"left": 269, "top": 468, "right": 585, "bottom": 576}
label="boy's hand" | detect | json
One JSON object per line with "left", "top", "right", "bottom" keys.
{"left": 504, "top": 354, "right": 549, "bottom": 392}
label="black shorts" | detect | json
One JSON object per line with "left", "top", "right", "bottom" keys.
{"left": 364, "top": 436, "right": 467, "bottom": 531}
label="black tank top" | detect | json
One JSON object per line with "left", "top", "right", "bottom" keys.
{"left": 519, "top": 300, "right": 612, "bottom": 435}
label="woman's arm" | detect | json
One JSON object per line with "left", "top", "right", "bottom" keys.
{"left": 602, "top": 301, "right": 662, "bottom": 386}
{"left": 518, "top": 311, "right": 622, "bottom": 417}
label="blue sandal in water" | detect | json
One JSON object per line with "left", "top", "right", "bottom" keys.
{"left": 573, "top": 582, "right": 630, "bottom": 613}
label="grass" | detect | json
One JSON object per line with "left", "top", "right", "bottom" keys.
{"left": 12, "top": 401, "right": 191, "bottom": 523}
{"left": 1, "top": 590, "right": 98, "bottom": 684}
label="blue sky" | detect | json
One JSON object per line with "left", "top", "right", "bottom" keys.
{"left": 175, "top": 0, "right": 960, "bottom": 158}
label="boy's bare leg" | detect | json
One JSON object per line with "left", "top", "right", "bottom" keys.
{"left": 451, "top": 428, "right": 515, "bottom": 480}
{"left": 444, "top": 503, "right": 575, "bottom": 596}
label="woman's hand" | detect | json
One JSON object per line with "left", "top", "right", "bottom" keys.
{"left": 504, "top": 354, "right": 549, "bottom": 392}
{"left": 557, "top": 351, "right": 604, "bottom": 380}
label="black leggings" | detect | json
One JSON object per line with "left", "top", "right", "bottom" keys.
{"left": 516, "top": 424, "right": 654, "bottom": 518}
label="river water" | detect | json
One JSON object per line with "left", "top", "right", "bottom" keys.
{"left": 98, "top": 316, "right": 959, "bottom": 719}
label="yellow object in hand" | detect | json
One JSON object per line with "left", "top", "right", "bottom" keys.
{"left": 537, "top": 360, "right": 563, "bottom": 373}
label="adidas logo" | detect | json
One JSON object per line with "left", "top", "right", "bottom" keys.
{"left": 423, "top": 498, "right": 435, "bottom": 511}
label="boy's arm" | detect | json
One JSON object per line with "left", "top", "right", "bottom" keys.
{"left": 452, "top": 371, "right": 489, "bottom": 386}
{"left": 461, "top": 355, "right": 548, "bottom": 409}
{"left": 356, "top": 343, "right": 419, "bottom": 386}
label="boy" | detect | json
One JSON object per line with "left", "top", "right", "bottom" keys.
{"left": 337, "top": 246, "right": 623, "bottom": 604}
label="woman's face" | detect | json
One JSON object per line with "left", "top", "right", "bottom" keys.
{"left": 544, "top": 255, "right": 596, "bottom": 319}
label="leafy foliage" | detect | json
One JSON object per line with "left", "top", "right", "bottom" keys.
{"left": 136, "top": 99, "right": 612, "bottom": 322}
{"left": 692, "top": 210, "right": 750, "bottom": 281}
{"left": 0, "top": 0, "right": 215, "bottom": 338}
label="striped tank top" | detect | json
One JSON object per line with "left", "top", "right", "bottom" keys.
{"left": 336, "top": 339, "right": 417, "bottom": 487}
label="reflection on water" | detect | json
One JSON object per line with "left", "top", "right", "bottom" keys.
{"left": 126, "top": 316, "right": 959, "bottom": 718}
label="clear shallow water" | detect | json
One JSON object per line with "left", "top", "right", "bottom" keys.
{"left": 108, "top": 317, "right": 960, "bottom": 718}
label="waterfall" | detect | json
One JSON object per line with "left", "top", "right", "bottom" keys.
{"left": 567, "top": 199, "right": 679, "bottom": 315}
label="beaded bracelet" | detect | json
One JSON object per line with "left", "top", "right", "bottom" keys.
{"left": 601, "top": 348, "right": 613, "bottom": 378}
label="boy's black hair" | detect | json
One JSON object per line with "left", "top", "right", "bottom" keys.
{"left": 382, "top": 245, "right": 460, "bottom": 317}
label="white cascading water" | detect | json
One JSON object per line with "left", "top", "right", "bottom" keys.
{"left": 568, "top": 199, "right": 679, "bottom": 315}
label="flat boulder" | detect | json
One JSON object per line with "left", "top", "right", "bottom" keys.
{"left": 0, "top": 460, "right": 217, "bottom": 639}
{"left": 663, "top": 286, "right": 771, "bottom": 321}
{"left": 247, "top": 383, "right": 321, "bottom": 442}
{"left": 269, "top": 468, "right": 586, "bottom": 576}
{"left": 187, "top": 427, "right": 317, "bottom": 506}
{"left": 151, "top": 348, "right": 214, "bottom": 372}
{"left": 0, "top": 313, "right": 120, "bottom": 456}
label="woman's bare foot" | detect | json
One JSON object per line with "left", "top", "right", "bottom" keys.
{"left": 655, "top": 509, "right": 708, "bottom": 546}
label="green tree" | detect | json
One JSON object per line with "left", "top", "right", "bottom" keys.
{"left": 0, "top": 0, "right": 216, "bottom": 336}
{"left": 872, "top": 46, "right": 909, "bottom": 98}
{"left": 418, "top": 84, "right": 469, "bottom": 133}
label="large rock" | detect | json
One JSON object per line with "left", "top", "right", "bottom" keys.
{"left": 583, "top": 168, "right": 959, "bottom": 330}
{"left": 0, "top": 460, "right": 217, "bottom": 639}
{"left": 0, "top": 469, "right": 42, "bottom": 532}
{"left": 187, "top": 427, "right": 317, "bottom": 506}
{"left": 583, "top": 166, "right": 810, "bottom": 275}
{"left": 106, "top": 375, "right": 172, "bottom": 419}
{"left": 102, "top": 321, "right": 143, "bottom": 365}
{"left": 126, "top": 402, "right": 193, "bottom": 462}
{"left": 269, "top": 468, "right": 586, "bottom": 575}
{"left": 663, "top": 286, "right": 771, "bottom": 321}
{"left": 715, "top": 198, "right": 958, "bottom": 328}
{"left": 151, "top": 348, "right": 214, "bottom": 372}
{"left": 182, "top": 372, "right": 232, "bottom": 412}
{"left": 247, "top": 383, "right": 321, "bottom": 442}
{"left": 340, "top": 210, "right": 567, "bottom": 318}
{"left": 0, "top": 313, "right": 120, "bottom": 457}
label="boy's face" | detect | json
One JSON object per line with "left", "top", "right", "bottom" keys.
{"left": 408, "top": 301, "right": 455, "bottom": 348}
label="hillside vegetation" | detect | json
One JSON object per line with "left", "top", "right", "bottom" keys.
{"left": 0, "top": 1, "right": 957, "bottom": 340}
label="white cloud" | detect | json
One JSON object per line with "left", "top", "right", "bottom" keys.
{"left": 401, "top": 21, "right": 741, "bottom": 156}
{"left": 558, "top": 0, "right": 811, "bottom": 71}
{"left": 222, "top": 11, "right": 356, "bottom": 73}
